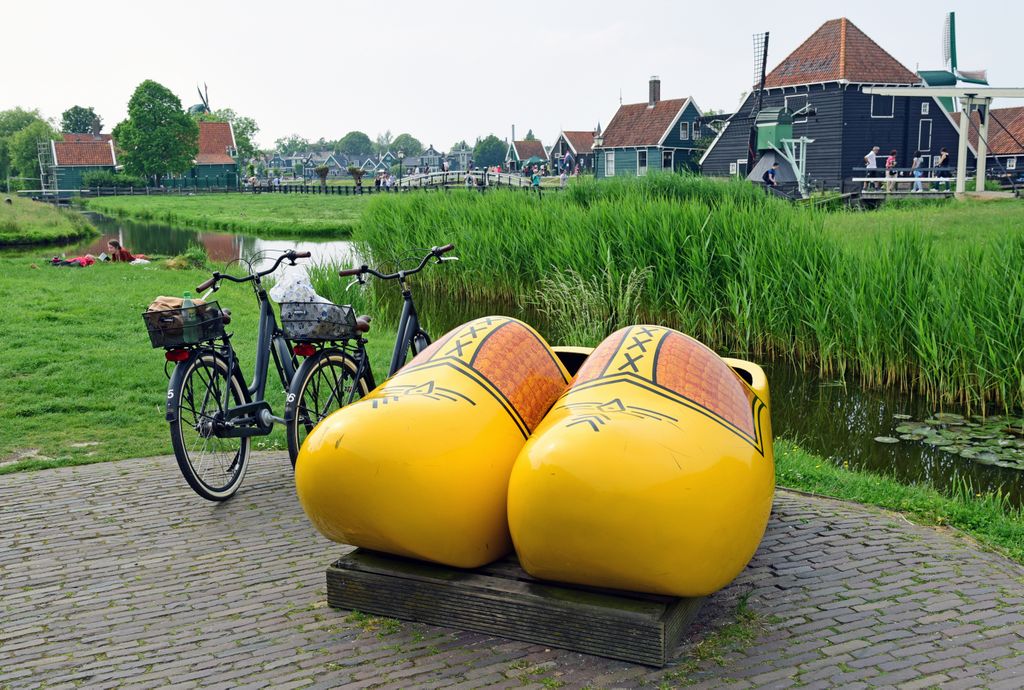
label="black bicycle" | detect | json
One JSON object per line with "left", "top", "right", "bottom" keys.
{"left": 144, "top": 250, "right": 369, "bottom": 501}
{"left": 283, "top": 244, "right": 458, "bottom": 460}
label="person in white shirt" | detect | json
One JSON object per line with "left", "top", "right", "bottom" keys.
{"left": 863, "top": 146, "right": 880, "bottom": 190}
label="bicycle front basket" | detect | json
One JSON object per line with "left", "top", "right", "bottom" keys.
{"left": 280, "top": 301, "right": 357, "bottom": 342}
{"left": 142, "top": 301, "right": 226, "bottom": 349}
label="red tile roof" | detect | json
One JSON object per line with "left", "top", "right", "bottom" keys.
{"left": 512, "top": 139, "right": 546, "bottom": 160}
{"left": 953, "top": 107, "right": 1024, "bottom": 155}
{"left": 52, "top": 140, "right": 116, "bottom": 167}
{"left": 62, "top": 133, "right": 112, "bottom": 143}
{"left": 764, "top": 18, "right": 919, "bottom": 88}
{"left": 196, "top": 121, "right": 236, "bottom": 165}
{"left": 601, "top": 98, "right": 689, "bottom": 147}
{"left": 563, "top": 130, "right": 596, "bottom": 154}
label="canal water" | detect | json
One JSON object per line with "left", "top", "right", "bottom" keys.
{"left": 22, "top": 212, "right": 359, "bottom": 271}
{"left": 10, "top": 211, "right": 1023, "bottom": 505}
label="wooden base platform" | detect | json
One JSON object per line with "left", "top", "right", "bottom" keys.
{"left": 326, "top": 549, "right": 703, "bottom": 667}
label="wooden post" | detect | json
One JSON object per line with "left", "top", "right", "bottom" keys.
{"left": 977, "top": 99, "right": 990, "bottom": 191}
{"left": 956, "top": 96, "right": 971, "bottom": 196}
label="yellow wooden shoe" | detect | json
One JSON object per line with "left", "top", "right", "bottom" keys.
{"left": 507, "top": 326, "right": 773, "bottom": 597}
{"left": 295, "top": 316, "right": 570, "bottom": 569}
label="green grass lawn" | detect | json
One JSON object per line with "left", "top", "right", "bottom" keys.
{"left": 822, "top": 197, "right": 1024, "bottom": 255}
{"left": 0, "top": 196, "right": 97, "bottom": 245}
{"left": 0, "top": 256, "right": 392, "bottom": 474}
{"left": 776, "top": 440, "right": 1023, "bottom": 564}
{"left": 82, "top": 193, "right": 370, "bottom": 237}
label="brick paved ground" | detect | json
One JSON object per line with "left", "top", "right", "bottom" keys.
{"left": 2, "top": 453, "right": 1023, "bottom": 689}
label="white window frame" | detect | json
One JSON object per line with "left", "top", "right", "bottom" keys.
{"left": 729, "top": 162, "right": 738, "bottom": 175}
{"left": 605, "top": 151, "right": 615, "bottom": 176}
{"left": 921, "top": 102, "right": 930, "bottom": 116}
{"left": 918, "top": 119, "right": 932, "bottom": 151}
{"left": 662, "top": 150, "right": 673, "bottom": 170}
{"left": 679, "top": 121, "right": 690, "bottom": 140}
{"left": 637, "top": 150, "right": 648, "bottom": 176}
{"left": 785, "top": 94, "right": 809, "bottom": 123}
{"left": 871, "top": 94, "right": 895, "bottom": 119}
{"left": 1008, "top": 158, "right": 1018, "bottom": 170}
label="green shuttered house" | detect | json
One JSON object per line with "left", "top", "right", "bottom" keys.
{"left": 594, "top": 77, "right": 706, "bottom": 178}
{"left": 186, "top": 120, "right": 238, "bottom": 186}
{"left": 51, "top": 134, "right": 117, "bottom": 189}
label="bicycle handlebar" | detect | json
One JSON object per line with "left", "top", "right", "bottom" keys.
{"left": 338, "top": 244, "right": 456, "bottom": 281}
{"left": 195, "top": 249, "right": 310, "bottom": 292}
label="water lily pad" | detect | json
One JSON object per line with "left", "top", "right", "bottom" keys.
{"left": 960, "top": 448, "right": 979, "bottom": 459}
{"left": 895, "top": 424, "right": 925, "bottom": 434}
{"left": 924, "top": 418, "right": 946, "bottom": 427}
{"left": 940, "top": 445, "right": 964, "bottom": 454}
{"left": 873, "top": 436, "right": 900, "bottom": 444}
{"left": 893, "top": 414, "right": 913, "bottom": 420}
{"left": 934, "top": 412, "right": 965, "bottom": 424}
{"left": 899, "top": 433, "right": 926, "bottom": 441}
{"left": 1001, "top": 426, "right": 1024, "bottom": 438}
{"left": 923, "top": 437, "right": 954, "bottom": 446}
{"left": 970, "top": 434, "right": 996, "bottom": 441}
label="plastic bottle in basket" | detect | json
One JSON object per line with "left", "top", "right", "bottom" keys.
{"left": 182, "top": 292, "right": 199, "bottom": 344}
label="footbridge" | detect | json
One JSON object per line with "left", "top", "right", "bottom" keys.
{"left": 397, "top": 170, "right": 532, "bottom": 189}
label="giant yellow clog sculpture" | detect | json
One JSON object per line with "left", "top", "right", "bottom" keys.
{"left": 507, "top": 326, "right": 773, "bottom": 597}
{"left": 295, "top": 316, "right": 570, "bottom": 569}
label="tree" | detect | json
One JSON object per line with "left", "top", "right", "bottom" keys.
{"left": 314, "top": 164, "right": 330, "bottom": 190}
{"left": 61, "top": 106, "right": 101, "bottom": 134}
{"left": 391, "top": 133, "right": 423, "bottom": 156}
{"left": 274, "top": 134, "right": 310, "bottom": 154}
{"left": 337, "top": 131, "right": 373, "bottom": 159}
{"left": 375, "top": 130, "right": 393, "bottom": 155}
{"left": 0, "top": 108, "right": 48, "bottom": 180}
{"left": 0, "top": 108, "right": 45, "bottom": 138}
{"left": 450, "top": 139, "right": 470, "bottom": 151}
{"left": 198, "top": 108, "right": 259, "bottom": 164}
{"left": 473, "top": 135, "right": 506, "bottom": 168}
{"left": 113, "top": 80, "right": 199, "bottom": 183}
{"left": 524, "top": 129, "right": 537, "bottom": 141}
{"left": 9, "top": 119, "right": 58, "bottom": 184}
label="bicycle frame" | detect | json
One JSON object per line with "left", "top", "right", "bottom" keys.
{"left": 388, "top": 284, "right": 431, "bottom": 376}
{"left": 243, "top": 285, "right": 296, "bottom": 402}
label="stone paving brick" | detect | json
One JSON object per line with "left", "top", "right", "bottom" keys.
{"left": 3, "top": 454, "right": 1024, "bottom": 689}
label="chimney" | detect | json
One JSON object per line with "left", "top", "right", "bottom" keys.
{"left": 649, "top": 76, "right": 661, "bottom": 106}
{"left": 512, "top": 124, "right": 516, "bottom": 142}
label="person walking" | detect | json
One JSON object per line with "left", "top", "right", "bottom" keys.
{"left": 864, "top": 145, "right": 880, "bottom": 190}
{"left": 935, "top": 148, "right": 951, "bottom": 191}
{"left": 884, "top": 149, "right": 898, "bottom": 192}
{"left": 531, "top": 167, "right": 542, "bottom": 197}
{"left": 911, "top": 150, "right": 924, "bottom": 192}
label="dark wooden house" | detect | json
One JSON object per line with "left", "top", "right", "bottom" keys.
{"left": 593, "top": 78, "right": 707, "bottom": 178}
{"left": 549, "top": 130, "right": 597, "bottom": 172}
{"left": 505, "top": 139, "right": 546, "bottom": 172}
{"left": 700, "top": 18, "right": 973, "bottom": 191}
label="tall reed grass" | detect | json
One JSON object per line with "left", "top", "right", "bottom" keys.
{"left": 355, "top": 174, "right": 1024, "bottom": 412}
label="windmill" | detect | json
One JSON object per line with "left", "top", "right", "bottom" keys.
{"left": 918, "top": 12, "right": 988, "bottom": 111}
{"left": 188, "top": 83, "right": 211, "bottom": 116}
{"left": 746, "top": 31, "right": 770, "bottom": 174}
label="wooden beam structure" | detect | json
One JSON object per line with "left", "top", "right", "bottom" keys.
{"left": 863, "top": 86, "right": 1024, "bottom": 196}
{"left": 325, "top": 549, "right": 704, "bottom": 667}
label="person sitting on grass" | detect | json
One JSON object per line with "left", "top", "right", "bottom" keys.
{"left": 107, "top": 240, "right": 148, "bottom": 262}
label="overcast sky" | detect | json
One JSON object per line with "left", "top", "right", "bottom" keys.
{"left": 5, "top": 1, "right": 1023, "bottom": 150}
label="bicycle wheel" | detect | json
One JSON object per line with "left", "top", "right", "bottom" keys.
{"left": 168, "top": 350, "right": 251, "bottom": 501}
{"left": 286, "top": 349, "right": 369, "bottom": 465}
